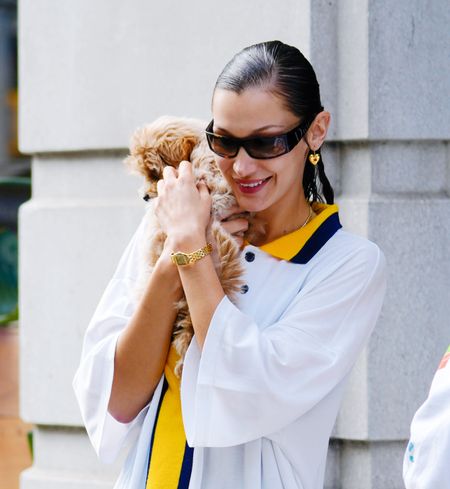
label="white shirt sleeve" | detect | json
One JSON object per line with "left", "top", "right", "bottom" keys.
{"left": 403, "top": 351, "right": 450, "bottom": 488}
{"left": 181, "top": 242, "right": 386, "bottom": 447}
{"left": 72, "top": 211, "right": 151, "bottom": 464}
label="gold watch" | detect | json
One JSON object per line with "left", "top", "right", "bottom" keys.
{"left": 171, "top": 243, "right": 213, "bottom": 266}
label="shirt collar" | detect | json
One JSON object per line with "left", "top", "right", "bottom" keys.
{"left": 257, "top": 202, "right": 342, "bottom": 264}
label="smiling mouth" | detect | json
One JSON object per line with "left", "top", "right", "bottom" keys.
{"left": 235, "top": 177, "right": 272, "bottom": 193}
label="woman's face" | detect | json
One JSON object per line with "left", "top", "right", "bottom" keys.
{"left": 211, "top": 87, "right": 309, "bottom": 218}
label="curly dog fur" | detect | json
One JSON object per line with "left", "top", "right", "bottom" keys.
{"left": 125, "top": 116, "right": 264, "bottom": 376}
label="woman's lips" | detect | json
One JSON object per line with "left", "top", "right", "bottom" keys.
{"left": 235, "top": 177, "right": 272, "bottom": 194}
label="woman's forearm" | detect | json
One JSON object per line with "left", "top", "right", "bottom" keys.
{"left": 172, "top": 234, "right": 225, "bottom": 350}
{"left": 152, "top": 162, "right": 228, "bottom": 349}
{"left": 108, "top": 257, "right": 182, "bottom": 423}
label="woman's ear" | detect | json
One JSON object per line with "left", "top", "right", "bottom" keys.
{"left": 306, "top": 111, "right": 331, "bottom": 150}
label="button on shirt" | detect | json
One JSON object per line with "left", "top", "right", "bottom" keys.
{"left": 245, "top": 251, "right": 255, "bottom": 262}
{"left": 73, "top": 203, "right": 386, "bottom": 489}
{"left": 240, "top": 284, "right": 249, "bottom": 294}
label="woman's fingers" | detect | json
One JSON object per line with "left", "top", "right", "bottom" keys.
{"left": 221, "top": 206, "right": 247, "bottom": 221}
{"left": 221, "top": 218, "right": 249, "bottom": 236}
{"left": 178, "top": 160, "right": 193, "bottom": 180}
{"left": 197, "top": 181, "right": 212, "bottom": 216}
{"left": 233, "top": 235, "right": 244, "bottom": 247}
{"left": 156, "top": 161, "right": 212, "bottom": 239}
{"left": 221, "top": 217, "right": 247, "bottom": 247}
{"left": 156, "top": 179, "right": 165, "bottom": 195}
{"left": 197, "top": 179, "right": 210, "bottom": 196}
{"left": 162, "top": 166, "right": 177, "bottom": 181}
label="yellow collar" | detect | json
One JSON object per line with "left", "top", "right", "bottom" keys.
{"left": 257, "top": 203, "right": 341, "bottom": 264}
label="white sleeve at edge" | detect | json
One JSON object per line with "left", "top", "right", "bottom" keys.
{"left": 181, "top": 243, "right": 387, "bottom": 448}
{"left": 403, "top": 358, "right": 450, "bottom": 488}
{"left": 72, "top": 211, "right": 151, "bottom": 464}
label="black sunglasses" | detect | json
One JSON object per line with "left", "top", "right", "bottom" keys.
{"left": 205, "top": 116, "right": 315, "bottom": 160}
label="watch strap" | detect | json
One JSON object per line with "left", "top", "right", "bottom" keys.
{"left": 171, "top": 243, "right": 213, "bottom": 266}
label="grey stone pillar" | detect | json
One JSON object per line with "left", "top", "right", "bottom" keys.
{"left": 19, "top": 1, "right": 450, "bottom": 488}
{"left": 312, "top": 1, "right": 450, "bottom": 488}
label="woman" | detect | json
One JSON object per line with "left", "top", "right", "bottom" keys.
{"left": 73, "top": 40, "right": 386, "bottom": 489}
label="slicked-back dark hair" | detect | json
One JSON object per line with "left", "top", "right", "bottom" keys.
{"left": 214, "top": 40, "right": 334, "bottom": 204}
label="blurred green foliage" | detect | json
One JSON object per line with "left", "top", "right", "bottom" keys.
{"left": 0, "top": 177, "right": 31, "bottom": 326}
{"left": 0, "top": 227, "right": 18, "bottom": 325}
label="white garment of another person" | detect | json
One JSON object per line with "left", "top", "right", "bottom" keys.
{"left": 403, "top": 345, "right": 450, "bottom": 488}
{"left": 73, "top": 203, "right": 386, "bottom": 489}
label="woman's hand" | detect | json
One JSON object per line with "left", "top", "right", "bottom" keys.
{"left": 220, "top": 206, "right": 249, "bottom": 248}
{"left": 155, "top": 161, "right": 212, "bottom": 247}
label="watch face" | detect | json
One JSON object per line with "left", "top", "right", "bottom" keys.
{"left": 173, "top": 252, "right": 190, "bottom": 266}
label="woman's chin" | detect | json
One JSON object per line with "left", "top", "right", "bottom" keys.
{"left": 235, "top": 199, "right": 267, "bottom": 214}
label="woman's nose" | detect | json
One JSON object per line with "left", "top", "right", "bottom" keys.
{"left": 232, "top": 147, "right": 258, "bottom": 177}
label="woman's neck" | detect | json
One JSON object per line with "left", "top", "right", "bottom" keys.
{"left": 255, "top": 193, "right": 313, "bottom": 245}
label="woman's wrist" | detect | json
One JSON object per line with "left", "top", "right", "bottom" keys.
{"left": 166, "top": 229, "right": 209, "bottom": 253}
{"left": 153, "top": 254, "right": 183, "bottom": 295}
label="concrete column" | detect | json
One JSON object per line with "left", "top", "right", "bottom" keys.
{"left": 19, "top": 155, "right": 143, "bottom": 488}
{"left": 19, "top": 1, "right": 450, "bottom": 488}
{"left": 311, "top": 1, "right": 450, "bottom": 488}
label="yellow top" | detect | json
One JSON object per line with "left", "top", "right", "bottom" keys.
{"left": 145, "top": 345, "right": 192, "bottom": 489}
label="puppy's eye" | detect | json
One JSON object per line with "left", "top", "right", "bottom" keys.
{"left": 149, "top": 169, "right": 161, "bottom": 181}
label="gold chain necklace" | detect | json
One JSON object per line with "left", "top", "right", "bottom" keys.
{"left": 279, "top": 205, "right": 314, "bottom": 238}
{"left": 299, "top": 205, "right": 313, "bottom": 229}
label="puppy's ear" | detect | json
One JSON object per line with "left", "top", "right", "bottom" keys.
{"left": 124, "top": 126, "right": 166, "bottom": 198}
{"left": 156, "top": 132, "right": 199, "bottom": 169}
{"left": 124, "top": 118, "right": 203, "bottom": 198}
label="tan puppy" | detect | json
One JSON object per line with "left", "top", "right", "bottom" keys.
{"left": 125, "top": 116, "right": 264, "bottom": 376}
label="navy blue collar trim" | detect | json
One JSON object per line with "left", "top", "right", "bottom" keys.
{"left": 289, "top": 212, "right": 342, "bottom": 264}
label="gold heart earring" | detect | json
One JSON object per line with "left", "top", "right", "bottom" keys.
{"left": 308, "top": 150, "right": 320, "bottom": 166}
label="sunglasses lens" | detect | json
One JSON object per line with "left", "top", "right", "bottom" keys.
{"left": 205, "top": 119, "right": 295, "bottom": 159}
{"left": 207, "top": 134, "right": 238, "bottom": 157}
{"left": 245, "top": 136, "right": 288, "bottom": 159}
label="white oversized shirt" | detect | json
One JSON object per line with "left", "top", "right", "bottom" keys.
{"left": 403, "top": 346, "right": 450, "bottom": 488}
{"left": 73, "top": 203, "right": 386, "bottom": 489}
